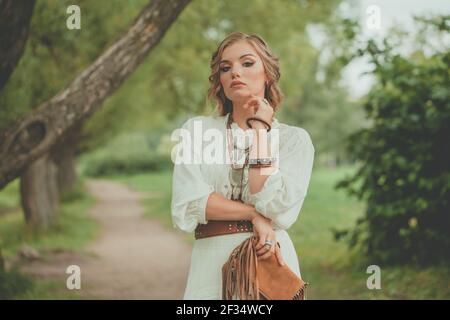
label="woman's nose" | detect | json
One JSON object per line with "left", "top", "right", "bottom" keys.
{"left": 231, "top": 67, "right": 242, "bottom": 78}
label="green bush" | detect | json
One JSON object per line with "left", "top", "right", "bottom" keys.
{"left": 336, "top": 16, "right": 450, "bottom": 265}
{"left": 80, "top": 131, "right": 173, "bottom": 177}
{"left": 83, "top": 152, "right": 172, "bottom": 177}
{"left": 0, "top": 268, "right": 33, "bottom": 299}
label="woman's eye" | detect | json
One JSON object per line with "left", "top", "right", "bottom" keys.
{"left": 220, "top": 62, "right": 253, "bottom": 73}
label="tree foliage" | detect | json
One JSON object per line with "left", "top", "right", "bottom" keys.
{"left": 1, "top": 0, "right": 360, "bottom": 165}
{"left": 336, "top": 15, "right": 450, "bottom": 265}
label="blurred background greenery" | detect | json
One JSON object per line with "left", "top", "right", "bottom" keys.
{"left": 0, "top": 0, "right": 449, "bottom": 299}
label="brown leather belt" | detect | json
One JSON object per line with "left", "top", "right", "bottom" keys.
{"left": 195, "top": 220, "right": 254, "bottom": 240}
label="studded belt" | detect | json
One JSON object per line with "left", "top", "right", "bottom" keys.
{"left": 194, "top": 220, "right": 254, "bottom": 240}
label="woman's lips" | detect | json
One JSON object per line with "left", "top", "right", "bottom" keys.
{"left": 231, "top": 83, "right": 246, "bottom": 88}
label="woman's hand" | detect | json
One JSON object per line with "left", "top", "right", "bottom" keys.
{"left": 251, "top": 213, "right": 285, "bottom": 266}
{"left": 243, "top": 95, "right": 274, "bottom": 127}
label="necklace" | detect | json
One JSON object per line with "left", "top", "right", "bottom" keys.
{"left": 226, "top": 113, "right": 250, "bottom": 202}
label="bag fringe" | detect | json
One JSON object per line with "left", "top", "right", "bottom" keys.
{"left": 293, "top": 282, "right": 308, "bottom": 300}
{"left": 222, "top": 236, "right": 259, "bottom": 300}
{"left": 222, "top": 236, "right": 308, "bottom": 300}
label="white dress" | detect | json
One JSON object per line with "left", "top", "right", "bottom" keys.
{"left": 171, "top": 112, "right": 315, "bottom": 300}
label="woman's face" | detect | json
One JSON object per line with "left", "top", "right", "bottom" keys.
{"left": 219, "top": 40, "right": 267, "bottom": 103}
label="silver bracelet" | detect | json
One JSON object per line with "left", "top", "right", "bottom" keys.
{"left": 248, "top": 157, "right": 276, "bottom": 165}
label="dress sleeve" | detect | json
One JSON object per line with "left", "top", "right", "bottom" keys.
{"left": 170, "top": 118, "right": 215, "bottom": 233}
{"left": 247, "top": 127, "right": 314, "bottom": 230}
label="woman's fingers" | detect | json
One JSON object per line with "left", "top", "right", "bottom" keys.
{"left": 243, "top": 96, "right": 262, "bottom": 112}
{"left": 258, "top": 242, "right": 284, "bottom": 265}
{"left": 256, "top": 245, "right": 270, "bottom": 256}
{"left": 275, "top": 243, "right": 285, "bottom": 266}
{"left": 256, "top": 237, "right": 276, "bottom": 257}
{"left": 252, "top": 216, "right": 277, "bottom": 259}
{"left": 258, "top": 243, "right": 275, "bottom": 260}
{"left": 243, "top": 96, "right": 257, "bottom": 106}
{"left": 255, "top": 235, "right": 270, "bottom": 250}
{"left": 255, "top": 236, "right": 267, "bottom": 251}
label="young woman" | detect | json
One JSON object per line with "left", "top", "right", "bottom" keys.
{"left": 171, "top": 32, "right": 314, "bottom": 299}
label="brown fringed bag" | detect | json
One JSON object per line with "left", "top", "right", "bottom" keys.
{"left": 222, "top": 236, "right": 307, "bottom": 300}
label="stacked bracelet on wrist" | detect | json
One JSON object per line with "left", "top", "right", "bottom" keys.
{"left": 248, "top": 157, "right": 276, "bottom": 168}
{"left": 246, "top": 117, "right": 271, "bottom": 132}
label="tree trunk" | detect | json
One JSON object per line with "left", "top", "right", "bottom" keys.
{"left": 55, "top": 146, "right": 77, "bottom": 198}
{"left": 0, "top": 0, "right": 36, "bottom": 90}
{"left": 20, "top": 154, "right": 59, "bottom": 230}
{"left": 0, "top": 0, "right": 36, "bottom": 263}
{"left": 52, "top": 125, "right": 82, "bottom": 198}
{"left": 0, "top": 0, "right": 192, "bottom": 190}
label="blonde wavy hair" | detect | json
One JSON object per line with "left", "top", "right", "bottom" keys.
{"left": 207, "top": 32, "right": 283, "bottom": 116}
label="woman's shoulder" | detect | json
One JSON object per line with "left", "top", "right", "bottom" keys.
{"left": 278, "top": 122, "right": 313, "bottom": 147}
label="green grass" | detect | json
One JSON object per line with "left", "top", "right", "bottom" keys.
{"left": 109, "top": 171, "right": 173, "bottom": 224}
{"left": 0, "top": 179, "right": 98, "bottom": 259}
{"left": 4, "top": 166, "right": 445, "bottom": 299}
{"left": 0, "top": 179, "right": 21, "bottom": 212}
{"left": 114, "top": 166, "right": 450, "bottom": 300}
{"left": 291, "top": 167, "right": 450, "bottom": 299}
{"left": 0, "top": 273, "right": 88, "bottom": 300}
{"left": 108, "top": 171, "right": 195, "bottom": 244}
{"left": 0, "top": 178, "right": 99, "bottom": 299}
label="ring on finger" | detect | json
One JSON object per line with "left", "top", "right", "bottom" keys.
{"left": 264, "top": 239, "right": 273, "bottom": 247}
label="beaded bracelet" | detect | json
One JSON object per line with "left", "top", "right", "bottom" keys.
{"left": 248, "top": 157, "right": 275, "bottom": 168}
{"left": 248, "top": 157, "right": 274, "bottom": 165}
{"left": 246, "top": 117, "right": 271, "bottom": 132}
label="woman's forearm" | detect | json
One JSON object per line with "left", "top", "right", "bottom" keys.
{"left": 205, "top": 192, "right": 258, "bottom": 221}
{"left": 248, "top": 122, "right": 277, "bottom": 195}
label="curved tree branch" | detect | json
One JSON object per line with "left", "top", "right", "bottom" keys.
{"left": 0, "top": 0, "right": 191, "bottom": 189}
{"left": 0, "top": 0, "right": 36, "bottom": 90}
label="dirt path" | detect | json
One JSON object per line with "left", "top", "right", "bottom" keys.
{"left": 19, "top": 180, "right": 192, "bottom": 299}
